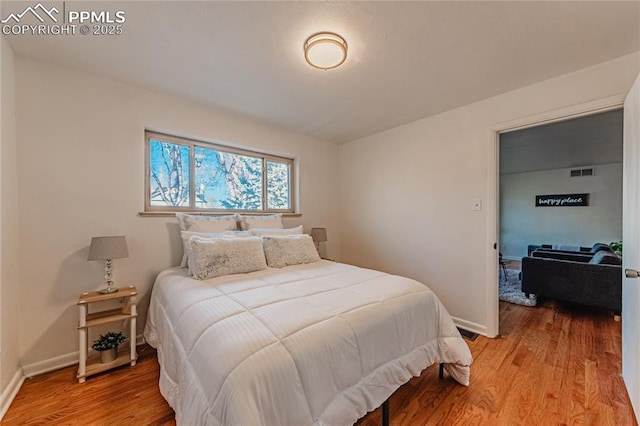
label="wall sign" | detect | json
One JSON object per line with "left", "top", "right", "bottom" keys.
{"left": 535, "top": 193, "right": 589, "bottom": 207}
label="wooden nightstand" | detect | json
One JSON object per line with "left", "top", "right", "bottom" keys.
{"left": 76, "top": 286, "right": 137, "bottom": 383}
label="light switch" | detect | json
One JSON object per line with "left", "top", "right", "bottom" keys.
{"left": 472, "top": 199, "right": 482, "bottom": 211}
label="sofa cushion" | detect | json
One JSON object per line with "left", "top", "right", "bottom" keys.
{"left": 589, "top": 251, "right": 622, "bottom": 265}
{"left": 528, "top": 244, "right": 552, "bottom": 256}
{"left": 532, "top": 250, "right": 592, "bottom": 263}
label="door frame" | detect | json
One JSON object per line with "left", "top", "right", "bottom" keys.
{"left": 486, "top": 94, "right": 625, "bottom": 337}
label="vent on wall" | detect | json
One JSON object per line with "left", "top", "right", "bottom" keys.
{"left": 570, "top": 167, "right": 595, "bottom": 177}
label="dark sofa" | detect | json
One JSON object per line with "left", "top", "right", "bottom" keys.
{"left": 526, "top": 243, "right": 612, "bottom": 257}
{"left": 521, "top": 250, "right": 622, "bottom": 312}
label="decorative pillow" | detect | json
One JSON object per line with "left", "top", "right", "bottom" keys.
{"left": 238, "top": 214, "right": 283, "bottom": 231}
{"left": 180, "top": 230, "right": 251, "bottom": 268}
{"left": 590, "top": 243, "right": 613, "bottom": 254}
{"left": 189, "top": 236, "right": 267, "bottom": 280}
{"left": 589, "top": 251, "right": 622, "bottom": 265}
{"left": 250, "top": 225, "right": 303, "bottom": 237}
{"left": 262, "top": 235, "right": 321, "bottom": 268}
{"left": 176, "top": 213, "right": 238, "bottom": 232}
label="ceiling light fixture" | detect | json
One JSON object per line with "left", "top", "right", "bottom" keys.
{"left": 304, "top": 32, "right": 348, "bottom": 70}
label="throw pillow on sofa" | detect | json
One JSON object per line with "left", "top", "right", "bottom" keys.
{"left": 589, "top": 251, "right": 622, "bottom": 265}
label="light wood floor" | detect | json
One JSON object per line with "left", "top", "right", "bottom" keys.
{"left": 4, "top": 300, "right": 636, "bottom": 425}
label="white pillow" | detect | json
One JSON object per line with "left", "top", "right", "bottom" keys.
{"left": 238, "top": 214, "right": 283, "bottom": 231}
{"left": 189, "top": 236, "right": 267, "bottom": 280}
{"left": 176, "top": 213, "right": 238, "bottom": 232}
{"left": 180, "top": 230, "right": 250, "bottom": 268}
{"left": 262, "top": 235, "right": 321, "bottom": 268}
{"left": 250, "top": 225, "right": 303, "bottom": 237}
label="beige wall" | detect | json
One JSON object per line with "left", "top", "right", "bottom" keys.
{"left": 339, "top": 53, "right": 640, "bottom": 335}
{"left": 1, "top": 35, "right": 21, "bottom": 399}
{"left": 15, "top": 56, "right": 340, "bottom": 366}
{"left": 6, "top": 44, "right": 640, "bottom": 382}
{"left": 500, "top": 163, "right": 622, "bottom": 259}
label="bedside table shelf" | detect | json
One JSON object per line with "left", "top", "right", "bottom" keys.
{"left": 76, "top": 286, "right": 137, "bottom": 383}
{"left": 80, "top": 348, "right": 137, "bottom": 379}
{"left": 81, "top": 309, "right": 137, "bottom": 328}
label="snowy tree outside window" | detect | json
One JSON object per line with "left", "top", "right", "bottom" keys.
{"left": 146, "top": 132, "right": 293, "bottom": 212}
{"left": 267, "top": 161, "right": 290, "bottom": 209}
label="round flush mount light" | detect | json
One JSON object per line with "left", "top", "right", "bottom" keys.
{"left": 304, "top": 32, "right": 348, "bottom": 70}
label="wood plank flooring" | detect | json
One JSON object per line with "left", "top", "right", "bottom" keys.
{"left": 2, "top": 345, "right": 175, "bottom": 426}
{"left": 4, "top": 300, "right": 637, "bottom": 425}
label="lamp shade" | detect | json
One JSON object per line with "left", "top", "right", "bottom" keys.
{"left": 310, "top": 228, "right": 328, "bottom": 243}
{"left": 87, "top": 236, "right": 129, "bottom": 260}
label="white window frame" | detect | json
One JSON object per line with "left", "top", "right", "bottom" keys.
{"left": 145, "top": 131, "right": 295, "bottom": 214}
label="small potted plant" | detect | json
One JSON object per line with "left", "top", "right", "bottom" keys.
{"left": 92, "top": 331, "right": 127, "bottom": 363}
{"left": 610, "top": 241, "right": 622, "bottom": 256}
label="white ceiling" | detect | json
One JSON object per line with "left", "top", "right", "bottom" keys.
{"left": 500, "top": 108, "right": 623, "bottom": 174}
{"left": 3, "top": 1, "right": 640, "bottom": 143}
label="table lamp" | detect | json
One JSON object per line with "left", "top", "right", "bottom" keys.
{"left": 87, "top": 236, "right": 129, "bottom": 294}
{"left": 310, "top": 228, "right": 328, "bottom": 253}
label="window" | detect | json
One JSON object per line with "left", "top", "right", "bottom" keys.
{"left": 145, "top": 131, "right": 294, "bottom": 213}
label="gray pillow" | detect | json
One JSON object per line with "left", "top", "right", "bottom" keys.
{"left": 589, "top": 251, "right": 622, "bottom": 265}
{"left": 590, "top": 243, "right": 613, "bottom": 254}
{"left": 262, "top": 235, "right": 321, "bottom": 268}
{"left": 189, "top": 236, "right": 267, "bottom": 280}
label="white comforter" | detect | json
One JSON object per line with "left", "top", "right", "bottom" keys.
{"left": 144, "top": 260, "right": 472, "bottom": 426}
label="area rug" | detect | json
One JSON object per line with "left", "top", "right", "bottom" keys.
{"left": 499, "top": 269, "right": 537, "bottom": 307}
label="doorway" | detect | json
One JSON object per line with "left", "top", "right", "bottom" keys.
{"left": 497, "top": 108, "right": 623, "bottom": 323}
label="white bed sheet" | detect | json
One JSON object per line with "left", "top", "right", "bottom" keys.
{"left": 144, "top": 260, "right": 473, "bottom": 425}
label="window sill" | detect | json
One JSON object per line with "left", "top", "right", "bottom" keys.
{"left": 138, "top": 211, "right": 302, "bottom": 218}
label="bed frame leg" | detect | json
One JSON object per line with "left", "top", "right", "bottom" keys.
{"left": 439, "top": 363, "right": 444, "bottom": 379}
{"left": 382, "top": 398, "right": 389, "bottom": 426}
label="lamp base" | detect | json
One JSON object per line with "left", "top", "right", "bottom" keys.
{"left": 99, "top": 271, "right": 118, "bottom": 294}
{"left": 99, "top": 285, "right": 119, "bottom": 294}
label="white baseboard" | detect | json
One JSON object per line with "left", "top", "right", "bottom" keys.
{"left": 0, "top": 368, "right": 25, "bottom": 421}
{"left": 451, "top": 316, "right": 489, "bottom": 337}
{"left": 22, "top": 351, "right": 79, "bottom": 378}
{"left": 22, "top": 334, "right": 146, "bottom": 378}
{"left": 2, "top": 333, "right": 144, "bottom": 420}
{"left": 136, "top": 334, "right": 146, "bottom": 346}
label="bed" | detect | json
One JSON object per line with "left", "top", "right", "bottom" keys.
{"left": 144, "top": 259, "right": 473, "bottom": 425}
